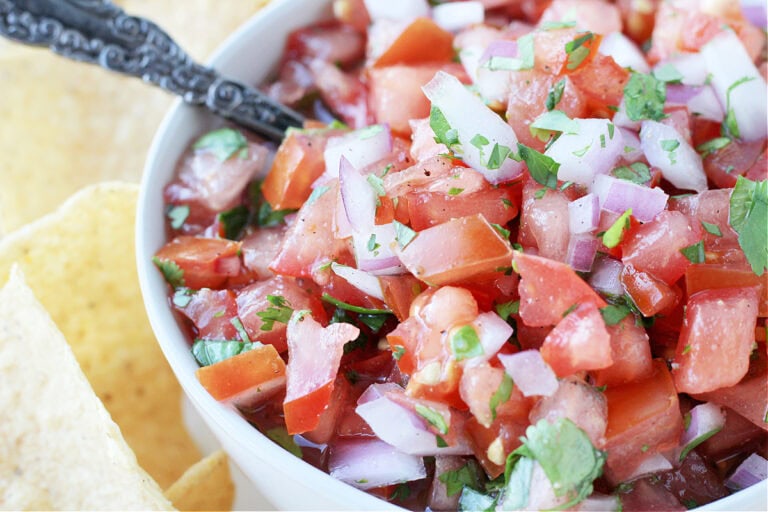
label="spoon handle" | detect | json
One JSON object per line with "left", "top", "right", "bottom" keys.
{"left": 0, "top": 0, "right": 305, "bottom": 141}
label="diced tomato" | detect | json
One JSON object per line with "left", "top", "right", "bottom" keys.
{"left": 514, "top": 251, "right": 607, "bottom": 327}
{"left": 285, "top": 21, "right": 365, "bottom": 68}
{"left": 703, "top": 139, "right": 766, "bottom": 190}
{"left": 310, "top": 61, "right": 372, "bottom": 128}
{"left": 176, "top": 288, "right": 239, "bottom": 340}
{"left": 672, "top": 287, "right": 760, "bottom": 394}
{"left": 539, "top": 302, "right": 613, "bottom": 377}
{"left": 460, "top": 362, "right": 512, "bottom": 428}
{"left": 603, "top": 360, "right": 684, "bottom": 484}
{"left": 592, "top": 316, "right": 653, "bottom": 388}
{"left": 303, "top": 375, "right": 353, "bottom": 445}
{"left": 195, "top": 344, "right": 286, "bottom": 405}
{"left": 685, "top": 263, "right": 768, "bottom": 317}
{"left": 621, "top": 265, "right": 679, "bottom": 317}
{"left": 262, "top": 128, "right": 340, "bottom": 210}
{"left": 529, "top": 377, "right": 608, "bottom": 448}
{"left": 240, "top": 226, "right": 287, "bottom": 280}
{"left": 379, "top": 274, "right": 426, "bottom": 322}
{"left": 155, "top": 236, "right": 242, "bottom": 290}
{"left": 270, "top": 180, "right": 354, "bottom": 280}
{"left": 569, "top": 53, "right": 629, "bottom": 116}
{"left": 284, "top": 311, "right": 360, "bottom": 434}
{"left": 406, "top": 186, "right": 519, "bottom": 231}
{"left": 236, "top": 275, "right": 327, "bottom": 353}
{"left": 368, "top": 63, "right": 468, "bottom": 135}
{"left": 465, "top": 415, "right": 528, "bottom": 479}
{"left": 518, "top": 179, "right": 571, "bottom": 262}
{"left": 371, "top": 18, "right": 454, "bottom": 68}
{"left": 397, "top": 214, "right": 514, "bottom": 286}
{"left": 622, "top": 210, "right": 703, "bottom": 286}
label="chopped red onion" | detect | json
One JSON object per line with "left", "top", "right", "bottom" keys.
{"left": 599, "top": 32, "right": 649, "bottom": 73}
{"left": 333, "top": 187, "right": 354, "bottom": 239}
{"left": 324, "top": 124, "right": 393, "bottom": 177}
{"left": 678, "top": 402, "right": 726, "bottom": 461}
{"left": 742, "top": 2, "right": 767, "bottom": 29}
{"left": 702, "top": 31, "right": 768, "bottom": 141}
{"left": 329, "top": 437, "right": 427, "bottom": 490}
{"left": 331, "top": 263, "right": 385, "bottom": 301}
{"left": 362, "top": 0, "right": 429, "bottom": 22}
{"left": 665, "top": 53, "right": 708, "bottom": 86}
{"left": 497, "top": 350, "right": 558, "bottom": 397}
{"left": 339, "top": 156, "right": 377, "bottom": 231}
{"left": 356, "top": 384, "right": 473, "bottom": 456}
{"left": 480, "top": 40, "right": 518, "bottom": 63}
{"left": 474, "top": 40, "right": 519, "bottom": 105}
{"left": 432, "top": 1, "right": 484, "bottom": 32}
{"left": 639, "top": 121, "right": 707, "bottom": 192}
{"left": 665, "top": 84, "right": 703, "bottom": 104}
{"left": 566, "top": 233, "right": 599, "bottom": 272}
{"left": 624, "top": 453, "right": 674, "bottom": 482}
{"left": 725, "top": 453, "right": 768, "bottom": 491}
{"left": 544, "top": 118, "right": 624, "bottom": 186}
{"left": 569, "top": 193, "right": 600, "bottom": 234}
{"left": 352, "top": 222, "right": 405, "bottom": 276}
{"left": 422, "top": 71, "right": 524, "bottom": 183}
{"left": 591, "top": 174, "right": 669, "bottom": 222}
{"left": 467, "top": 311, "right": 514, "bottom": 366}
{"left": 588, "top": 255, "right": 624, "bottom": 297}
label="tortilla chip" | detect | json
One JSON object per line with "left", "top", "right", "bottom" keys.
{"left": 0, "top": 266, "right": 173, "bottom": 510}
{"left": 0, "top": 182, "right": 200, "bottom": 488}
{"left": 0, "top": 0, "right": 270, "bottom": 235}
{"left": 165, "top": 451, "right": 235, "bottom": 511}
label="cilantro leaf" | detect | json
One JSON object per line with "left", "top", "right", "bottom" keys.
{"left": 564, "top": 32, "right": 595, "bottom": 70}
{"left": 680, "top": 241, "right": 705, "bottom": 264}
{"left": 438, "top": 462, "right": 481, "bottom": 497}
{"left": 517, "top": 143, "right": 560, "bottom": 189}
{"left": 723, "top": 76, "right": 756, "bottom": 139}
{"left": 529, "top": 110, "right": 580, "bottom": 142}
{"left": 696, "top": 137, "right": 731, "bottom": 158}
{"left": 623, "top": 72, "right": 666, "bottom": 122}
{"left": 321, "top": 293, "right": 393, "bottom": 315}
{"left": 701, "top": 221, "right": 722, "bottom": 237}
{"left": 546, "top": 78, "right": 566, "bottom": 111}
{"left": 152, "top": 257, "right": 185, "bottom": 288}
{"left": 489, "top": 373, "right": 513, "bottom": 421}
{"left": 393, "top": 220, "right": 418, "bottom": 249}
{"left": 415, "top": 404, "right": 449, "bottom": 435}
{"left": 495, "top": 300, "right": 519, "bottom": 321}
{"left": 729, "top": 177, "right": 768, "bottom": 275}
{"left": 306, "top": 185, "right": 330, "bottom": 205}
{"left": 166, "top": 204, "right": 190, "bottom": 229}
{"left": 218, "top": 205, "right": 249, "bottom": 240}
{"left": 450, "top": 325, "right": 484, "bottom": 361}
{"left": 193, "top": 127, "right": 249, "bottom": 161}
{"left": 600, "top": 304, "right": 632, "bottom": 326}
{"left": 612, "top": 162, "right": 651, "bottom": 184}
{"left": 602, "top": 209, "right": 632, "bottom": 248}
{"left": 430, "top": 105, "right": 460, "bottom": 148}
{"left": 653, "top": 63, "right": 683, "bottom": 83}
{"left": 256, "top": 295, "right": 294, "bottom": 331}
{"left": 500, "top": 455, "right": 534, "bottom": 510}
{"left": 191, "top": 339, "right": 261, "bottom": 366}
{"left": 458, "top": 488, "right": 497, "bottom": 512}
{"left": 172, "top": 287, "right": 193, "bottom": 308}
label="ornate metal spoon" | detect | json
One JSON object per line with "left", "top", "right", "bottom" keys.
{"left": 0, "top": 0, "right": 305, "bottom": 141}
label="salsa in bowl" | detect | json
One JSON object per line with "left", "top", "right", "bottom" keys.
{"left": 137, "top": 0, "right": 768, "bottom": 510}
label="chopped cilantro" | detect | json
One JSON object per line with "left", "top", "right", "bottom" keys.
{"left": 653, "top": 63, "right": 683, "bottom": 83}
{"left": 696, "top": 137, "right": 731, "bottom": 158}
{"left": 321, "top": 293, "right": 393, "bottom": 315}
{"left": 501, "top": 454, "right": 534, "bottom": 510}
{"left": 389, "top": 483, "right": 411, "bottom": 502}
{"left": 602, "top": 209, "right": 633, "bottom": 248}
{"left": 534, "top": 188, "right": 547, "bottom": 199}
{"left": 366, "top": 174, "right": 386, "bottom": 197}
{"left": 564, "top": 32, "right": 595, "bottom": 70}
{"left": 393, "top": 220, "right": 417, "bottom": 249}
{"left": 623, "top": 72, "right": 666, "bottom": 122}
{"left": 166, "top": 204, "right": 190, "bottom": 229}
{"left": 459, "top": 487, "right": 497, "bottom": 512}
{"left": 471, "top": 133, "right": 490, "bottom": 149}
{"left": 436, "top": 435, "right": 449, "bottom": 448}
{"left": 612, "top": 162, "right": 651, "bottom": 184}
{"left": 265, "top": 427, "right": 303, "bottom": 458}
{"left": 660, "top": 138, "right": 680, "bottom": 164}
{"left": 152, "top": 257, "right": 185, "bottom": 288}
{"left": 489, "top": 373, "right": 513, "bottom": 421}
{"left": 680, "top": 241, "right": 705, "bottom": 263}
{"left": 682, "top": 344, "right": 692, "bottom": 355}
{"left": 172, "top": 287, "right": 193, "bottom": 308}
{"left": 218, "top": 205, "right": 249, "bottom": 240}
{"left": 491, "top": 223, "right": 511, "bottom": 239}
{"left": 191, "top": 339, "right": 261, "bottom": 366}
{"left": 679, "top": 426, "right": 723, "bottom": 462}
{"left": 723, "top": 76, "right": 756, "bottom": 139}
{"left": 193, "top": 127, "right": 249, "bottom": 161}
{"left": 529, "top": 110, "right": 580, "bottom": 141}
{"left": 367, "top": 234, "right": 380, "bottom": 253}
{"left": 608, "top": 123, "right": 615, "bottom": 139}
{"left": 517, "top": 143, "right": 560, "bottom": 189}
{"left": 415, "top": 404, "right": 449, "bottom": 435}
{"left": 600, "top": 304, "right": 632, "bottom": 326}
{"left": 448, "top": 187, "right": 464, "bottom": 196}
{"left": 495, "top": 300, "right": 520, "bottom": 321}
{"left": 450, "top": 325, "right": 484, "bottom": 361}
{"left": 486, "top": 33, "right": 534, "bottom": 71}
{"left": 230, "top": 317, "right": 252, "bottom": 343}
{"left": 729, "top": 177, "right": 767, "bottom": 275}
{"left": 430, "top": 105, "right": 460, "bottom": 149}
{"left": 306, "top": 185, "right": 330, "bottom": 205}
{"left": 358, "top": 313, "right": 388, "bottom": 333}
{"left": 392, "top": 345, "right": 406, "bottom": 360}
{"left": 486, "top": 143, "right": 513, "bottom": 170}
{"left": 439, "top": 462, "right": 481, "bottom": 497}
{"left": 572, "top": 143, "right": 591, "bottom": 157}
{"left": 701, "top": 221, "right": 722, "bottom": 237}
{"left": 546, "top": 78, "right": 567, "bottom": 111}
{"left": 256, "top": 295, "right": 294, "bottom": 331}
{"left": 257, "top": 201, "right": 295, "bottom": 228}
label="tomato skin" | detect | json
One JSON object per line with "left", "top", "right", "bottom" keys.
{"left": 372, "top": 17, "right": 455, "bottom": 68}
{"left": 177, "top": 288, "right": 239, "bottom": 340}
{"left": 621, "top": 265, "right": 679, "bottom": 317}
{"left": 397, "top": 214, "right": 514, "bottom": 287}
{"left": 514, "top": 251, "right": 606, "bottom": 327}
{"left": 672, "top": 287, "right": 760, "bottom": 394}
{"left": 592, "top": 316, "right": 653, "bottom": 388}
{"left": 262, "top": 128, "right": 339, "bottom": 210}
{"left": 195, "top": 344, "right": 286, "bottom": 403}
{"left": 622, "top": 210, "right": 702, "bottom": 286}
{"left": 155, "top": 236, "right": 242, "bottom": 290}
{"left": 539, "top": 302, "right": 613, "bottom": 377}
{"left": 603, "top": 360, "right": 684, "bottom": 484}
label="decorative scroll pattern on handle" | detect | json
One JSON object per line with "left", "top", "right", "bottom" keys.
{"left": 0, "top": 0, "right": 303, "bottom": 140}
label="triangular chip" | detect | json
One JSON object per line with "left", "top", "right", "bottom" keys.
{"left": 0, "top": 183, "right": 200, "bottom": 488}
{"left": 0, "top": 267, "right": 173, "bottom": 510}
{"left": 165, "top": 451, "right": 235, "bottom": 511}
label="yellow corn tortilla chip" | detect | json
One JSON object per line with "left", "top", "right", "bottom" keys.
{"left": 0, "top": 0, "right": 270, "bottom": 235}
{"left": 0, "top": 182, "right": 201, "bottom": 489}
{"left": 0, "top": 266, "right": 173, "bottom": 510}
{"left": 165, "top": 451, "right": 235, "bottom": 511}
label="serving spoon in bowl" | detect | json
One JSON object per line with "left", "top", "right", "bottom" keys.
{"left": 0, "top": 0, "right": 305, "bottom": 141}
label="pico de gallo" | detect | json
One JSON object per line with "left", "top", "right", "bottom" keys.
{"left": 153, "top": 0, "right": 768, "bottom": 509}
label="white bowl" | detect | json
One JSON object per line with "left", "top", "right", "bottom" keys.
{"left": 136, "top": 1, "right": 767, "bottom": 510}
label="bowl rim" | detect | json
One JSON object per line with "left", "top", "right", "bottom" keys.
{"left": 135, "top": 0, "right": 768, "bottom": 510}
